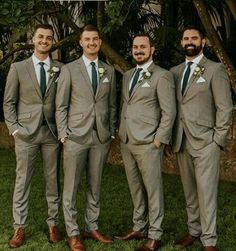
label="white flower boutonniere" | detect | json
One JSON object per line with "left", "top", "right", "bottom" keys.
{"left": 98, "top": 67, "right": 107, "bottom": 78}
{"left": 138, "top": 70, "right": 152, "bottom": 83}
{"left": 193, "top": 65, "right": 205, "bottom": 77}
{"left": 48, "top": 66, "right": 60, "bottom": 78}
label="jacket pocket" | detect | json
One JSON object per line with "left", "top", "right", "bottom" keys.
{"left": 196, "top": 119, "right": 214, "bottom": 128}
{"left": 18, "top": 112, "right": 31, "bottom": 120}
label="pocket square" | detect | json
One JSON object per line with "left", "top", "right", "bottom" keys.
{"left": 102, "top": 77, "right": 109, "bottom": 83}
{"left": 196, "top": 76, "right": 206, "bottom": 83}
{"left": 142, "top": 82, "right": 150, "bottom": 87}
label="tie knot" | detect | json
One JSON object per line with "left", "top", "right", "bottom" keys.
{"left": 39, "top": 62, "right": 45, "bottom": 67}
{"left": 91, "top": 62, "right": 96, "bottom": 67}
{"left": 136, "top": 68, "right": 142, "bottom": 73}
{"left": 187, "top": 62, "right": 193, "bottom": 67}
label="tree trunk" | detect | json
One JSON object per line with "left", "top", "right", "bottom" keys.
{"left": 226, "top": 0, "right": 236, "bottom": 21}
{"left": 97, "top": 1, "right": 131, "bottom": 73}
{"left": 193, "top": 0, "right": 236, "bottom": 93}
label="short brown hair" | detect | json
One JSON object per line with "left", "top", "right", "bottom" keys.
{"left": 80, "top": 24, "right": 101, "bottom": 39}
{"left": 181, "top": 25, "right": 205, "bottom": 39}
{"left": 33, "top": 23, "right": 54, "bottom": 36}
{"left": 132, "top": 33, "right": 154, "bottom": 47}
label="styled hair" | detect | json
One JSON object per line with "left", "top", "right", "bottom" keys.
{"left": 33, "top": 23, "right": 54, "bottom": 36}
{"left": 181, "top": 25, "right": 206, "bottom": 39}
{"left": 132, "top": 33, "right": 154, "bottom": 47}
{"left": 80, "top": 24, "right": 101, "bottom": 39}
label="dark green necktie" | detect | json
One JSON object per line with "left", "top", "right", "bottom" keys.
{"left": 182, "top": 62, "right": 193, "bottom": 95}
{"left": 39, "top": 62, "right": 46, "bottom": 97}
{"left": 129, "top": 68, "right": 142, "bottom": 96}
{"left": 91, "top": 62, "right": 98, "bottom": 94}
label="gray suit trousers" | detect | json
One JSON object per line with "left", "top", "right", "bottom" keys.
{"left": 120, "top": 142, "right": 164, "bottom": 240}
{"left": 176, "top": 137, "right": 220, "bottom": 246}
{"left": 62, "top": 131, "right": 111, "bottom": 237}
{"left": 13, "top": 125, "right": 61, "bottom": 229}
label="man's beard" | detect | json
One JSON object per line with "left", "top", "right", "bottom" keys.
{"left": 133, "top": 52, "right": 152, "bottom": 65}
{"left": 184, "top": 44, "right": 202, "bottom": 57}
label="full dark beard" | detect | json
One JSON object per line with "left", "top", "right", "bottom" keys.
{"left": 184, "top": 44, "right": 202, "bottom": 57}
{"left": 134, "top": 52, "right": 152, "bottom": 65}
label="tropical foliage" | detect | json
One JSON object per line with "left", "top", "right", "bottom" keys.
{"left": 0, "top": 0, "right": 236, "bottom": 120}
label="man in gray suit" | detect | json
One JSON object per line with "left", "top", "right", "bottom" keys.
{"left": 4, "top": 24, "right": 62, "bottom": 248}
{"left": 56, "top": 25, "right": 116, "bottom": 251}
{"left": 116, "top": 34, "right": 176, "bottom": 251}
{"left": 169, "top": 26, "right": 232, "bottom": 251}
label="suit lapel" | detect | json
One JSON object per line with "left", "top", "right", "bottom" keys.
{"left": 26, "top": 58, "right": 42, "bottom": 98}
{"left": 127, "top": 68, "right": 136, "bottom": 99}
{"left": 46, "top": 59, "right": 55, "bottom": 92}
{"left": 97, "top": 60, "right": 105, "bottom": 97}
{"left": 78, "top": 58, "right": 94, "bottom": 95}
{"left": 183, "top": 56, "right": 208, "bottom": 96}
{"left": 130, "top": 63, "right": 155, "bottom": 98}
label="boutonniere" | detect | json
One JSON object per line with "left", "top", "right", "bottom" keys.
{"left": 193, "top": 65, "right": 205, "bottom": 77}
{"left": 48, "top": 66, "right": 60, "bottom": 78}
{"left": 98, "top": 67, "right": 107, "bottom": 78}
{"left": 138, "top": 70, "right": 152, "bottom": 83}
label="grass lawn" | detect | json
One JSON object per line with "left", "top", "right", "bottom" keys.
{"left": 0, "top": 149, "right": 235, "bottom": 251}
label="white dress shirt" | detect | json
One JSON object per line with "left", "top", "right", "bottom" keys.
{"left": 32, "top": 54, "right": 50, "bottom": 85}
{"left": 129, "top": 60, "right": 153, "bottom": 90}
{"left": 82, "top": 55, "right": 99, "bottom": 85}
{"left": 181, "top": 53, "right": 204, "bottom": 89}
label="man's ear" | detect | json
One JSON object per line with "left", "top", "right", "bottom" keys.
{"left": 151, "top": 46, "right": 155, "bottom": 55}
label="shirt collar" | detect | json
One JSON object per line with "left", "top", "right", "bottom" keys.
{"left": 82, "top": 54, "right": 98, "bottom": 68}
{"left": 185, "top": 53, "right": 204, "bottom": 66}
{"left": 136, "top": 60, "right": 153, "bottom": 71}
{"left": 32, "top": 54, "right": 50, "bottom": 67}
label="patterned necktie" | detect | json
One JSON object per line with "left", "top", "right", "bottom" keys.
{"left": 91, "top": 62, "right": 98, "bottom": 94}
{"left": 39, "top": 62, "right": 46, "bottom": 97}
{"left": 182, "top": 62, "right": 193, "bottom": 95}
{"left": 129, "top": 68, "right": 142, "bottom": 96}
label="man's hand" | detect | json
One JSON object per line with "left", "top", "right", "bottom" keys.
{"left": 164, "top": 144, "right": 173, "bottom": 157}
{"left": 153, "top": 139, "right": 162, "bottom": 149}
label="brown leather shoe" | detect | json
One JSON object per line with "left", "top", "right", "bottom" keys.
{"left": 114, "top": 230, "right": 147, "bottom": 240}
{"left": 83, "top": 230, "right": 113, "bottom": 244}
{"left": 135, "top": 239, "right": 161, "bottom": 251}
{"left": 8, "top": 228, "right": 25, "bottom": 248}
{"left": 175, "top": 233, "right": 199, "bottom": 248}
{"left": 202, "top": 246, "right": 217, "bottom": 251}
{"left": 48, "top": 226, "right": 62, "bottom": 243}
{"left": 67, "top": 236, "right": 85, "bottom": 251}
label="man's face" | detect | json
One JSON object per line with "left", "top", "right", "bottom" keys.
{"left": 32, "top": 28, "right": 53, "bottom": 55}
{"left": 79, "top": 31, "right": 102, "bottom": 57}
{"left": 132, "top": 36, "right": 154, "bottom": 65}
{"left": 181, "top": 29, "right": 206, "bottom": 58}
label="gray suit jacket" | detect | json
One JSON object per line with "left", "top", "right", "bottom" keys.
{"left": 55, "top": 57, "right": 117, "bottom": 144}
{"left": 3, "top": 57, "right": 63, "bottom": 139}
{"left": 119, "top": 62, "right": 176, "bottom": 145}
{"left": 170, "top": 56, "right": 232, "bottom": 152}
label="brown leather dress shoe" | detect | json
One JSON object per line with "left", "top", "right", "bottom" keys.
{"left": 202, "top": 246, "right": 217, "bottom": 251}
{"left": 135, "top": 239, "right": 161, "bottom": 251}
{"left": 83, "top": 230, "right": 113, "bottom": 244}
{"left": 48, "top": 226, "right": 62, "bottom": 243}
{"left": 114, "top": 230, "right": 147, "bottom": 240}
{"left": 67, "top": 236, "right": 85, "bottom": 251}
{"left": 8, "top": 228, "right": 25, "bottom": 248}
{"left": 175, "top": 233, "right": 199, "bottom": 248}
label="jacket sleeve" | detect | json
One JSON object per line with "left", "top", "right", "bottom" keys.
{"left": 155, "top": 70, "right": 176, "bottom": 144}
{"left": 55, "top": 65, "right": 71, "bottom": 139}
{"left": 3, "top": 63, "right": 19, "bottom": 135}
{"left": 212, "top": 64, "right": 232, "bottom": 147}
{"left": 109, "top": 67, "right": 117, "bottom": 137}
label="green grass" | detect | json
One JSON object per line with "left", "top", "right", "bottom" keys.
{"left": 0, "top": 149, "right": 236, "bottom": 251}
